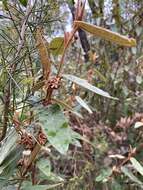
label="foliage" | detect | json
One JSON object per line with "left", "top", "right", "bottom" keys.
{"left": 0, "top": 0, "right": 143, "bottom": 190}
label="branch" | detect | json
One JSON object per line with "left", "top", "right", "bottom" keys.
{"left": 68, "top": 1, "right": 90, "bottom": 62}
{"left": 16, "top": 0, "right": 34, "bottom": 57}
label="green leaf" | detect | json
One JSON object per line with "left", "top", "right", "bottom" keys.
{"left": 134, "top": 122, "right": 143, "bottom": 129}
{"left": 0, "top": 144, "right": 22, "bottom": 175}
{"left": 52, "top": 98, "right": 83, "bottom": 119}
{"left": 0, "top": 146, "right": 22, "bottom": 189}
{"left": 0, "top": 129, "right": 18, "bottom": 165}
{"left": 94, "top": 68, "right": 107, "bottom": 82}
{"left": 35, "top": 104, "right": 81, "bottom": 154}
{"left": 0, "top": 69, "right": 8, "bottom": 89}
{"left": 74, "top": 21, "right": 136, "bottom": 47}
{"left": 63, "top": 74, "right": 118, "bottom": 100}
{"left": 37, "top": 158, "right": 51, "bottom": 177}
{"left": 130, "top": 157, "right": 143, "bottom": 176}
{"left": 75, "top": 96, "right": 93, "bottom": 114}
{"left": 111, "top": 180, "right": 122, "bottom": 190}
{"left": 0, "top": 129, "right": 22, "bottom": 189}
{"left": 21, "top": 77, "right": 33, "bottom": 85}
{"left": 49, "top": 37, "right": 64, "bottom": 55}
{"left": 2, "top": 185, "right": 17, "bottom": 190}
{"left": 21, "top": 182, "right": 62, "bottom": 190}
{"left": 2, "top": 0, "right": 8, "bottom": 10}
{"left": 37, "top": 158, "right": 64, "bottom": 182}
{"left": 121, "top": 166, "right": 143, "bottom": 186}
{"left": 19, "top": 0, "right": 27, "bottom": 7}
{"left": 95, "top": 168, "right": 112, "bottom": 182}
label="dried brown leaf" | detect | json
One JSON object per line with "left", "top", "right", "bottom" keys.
{"left": 36, "top": 28, "right": 51, "bottom": 80}
{"left": 74, "top": 21, "right": 136, "bottom": 47}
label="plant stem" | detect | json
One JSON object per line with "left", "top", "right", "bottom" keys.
{"left": 57, "top": 26, "right": 78, "bottom": 76}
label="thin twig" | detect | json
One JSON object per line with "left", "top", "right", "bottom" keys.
{"left": 16, "top": 0, "right": 33, "bottom": 57}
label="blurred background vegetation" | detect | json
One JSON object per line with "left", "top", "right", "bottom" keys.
{"left": 0, "top": 0, "right": 143, "bottom": 189}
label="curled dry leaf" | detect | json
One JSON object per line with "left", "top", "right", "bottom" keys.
{"left": 74, "top": 21, "right": 136, "bottom": 47}
{"left": 36, "top": 28, "right": 51, "bottom": 80}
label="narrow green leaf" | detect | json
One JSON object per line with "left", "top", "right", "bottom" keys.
{"left": 130, "top": 157, "right": 143, "bottom": 176}
{"left": 52, "top": 98, "right": 83, "bottom": 118}
{"left": 0, "top": 129, "right": 18, "bottom": 165}
{"left": 0, "top": 146, "right": 22, "bottom": 189}
{"left": 75, "top": 96, "right": 93, "bottom": 114}
{"left": 74, "top": 21, "right": 136, "bottom": 47}
{"left": 0, "top": 129, "right": 22, "bottom": 189}
{"left": 63, "top": 74, "right": 118, "bottom": 100}
{"left": 70, "top": 130, "right": 92, "bottom": 146}
{"left": 121, "top": 166, "right": 143, "bottom": 186}
{"left": 94, "top": 68, "right": 107, "bottom": 82}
